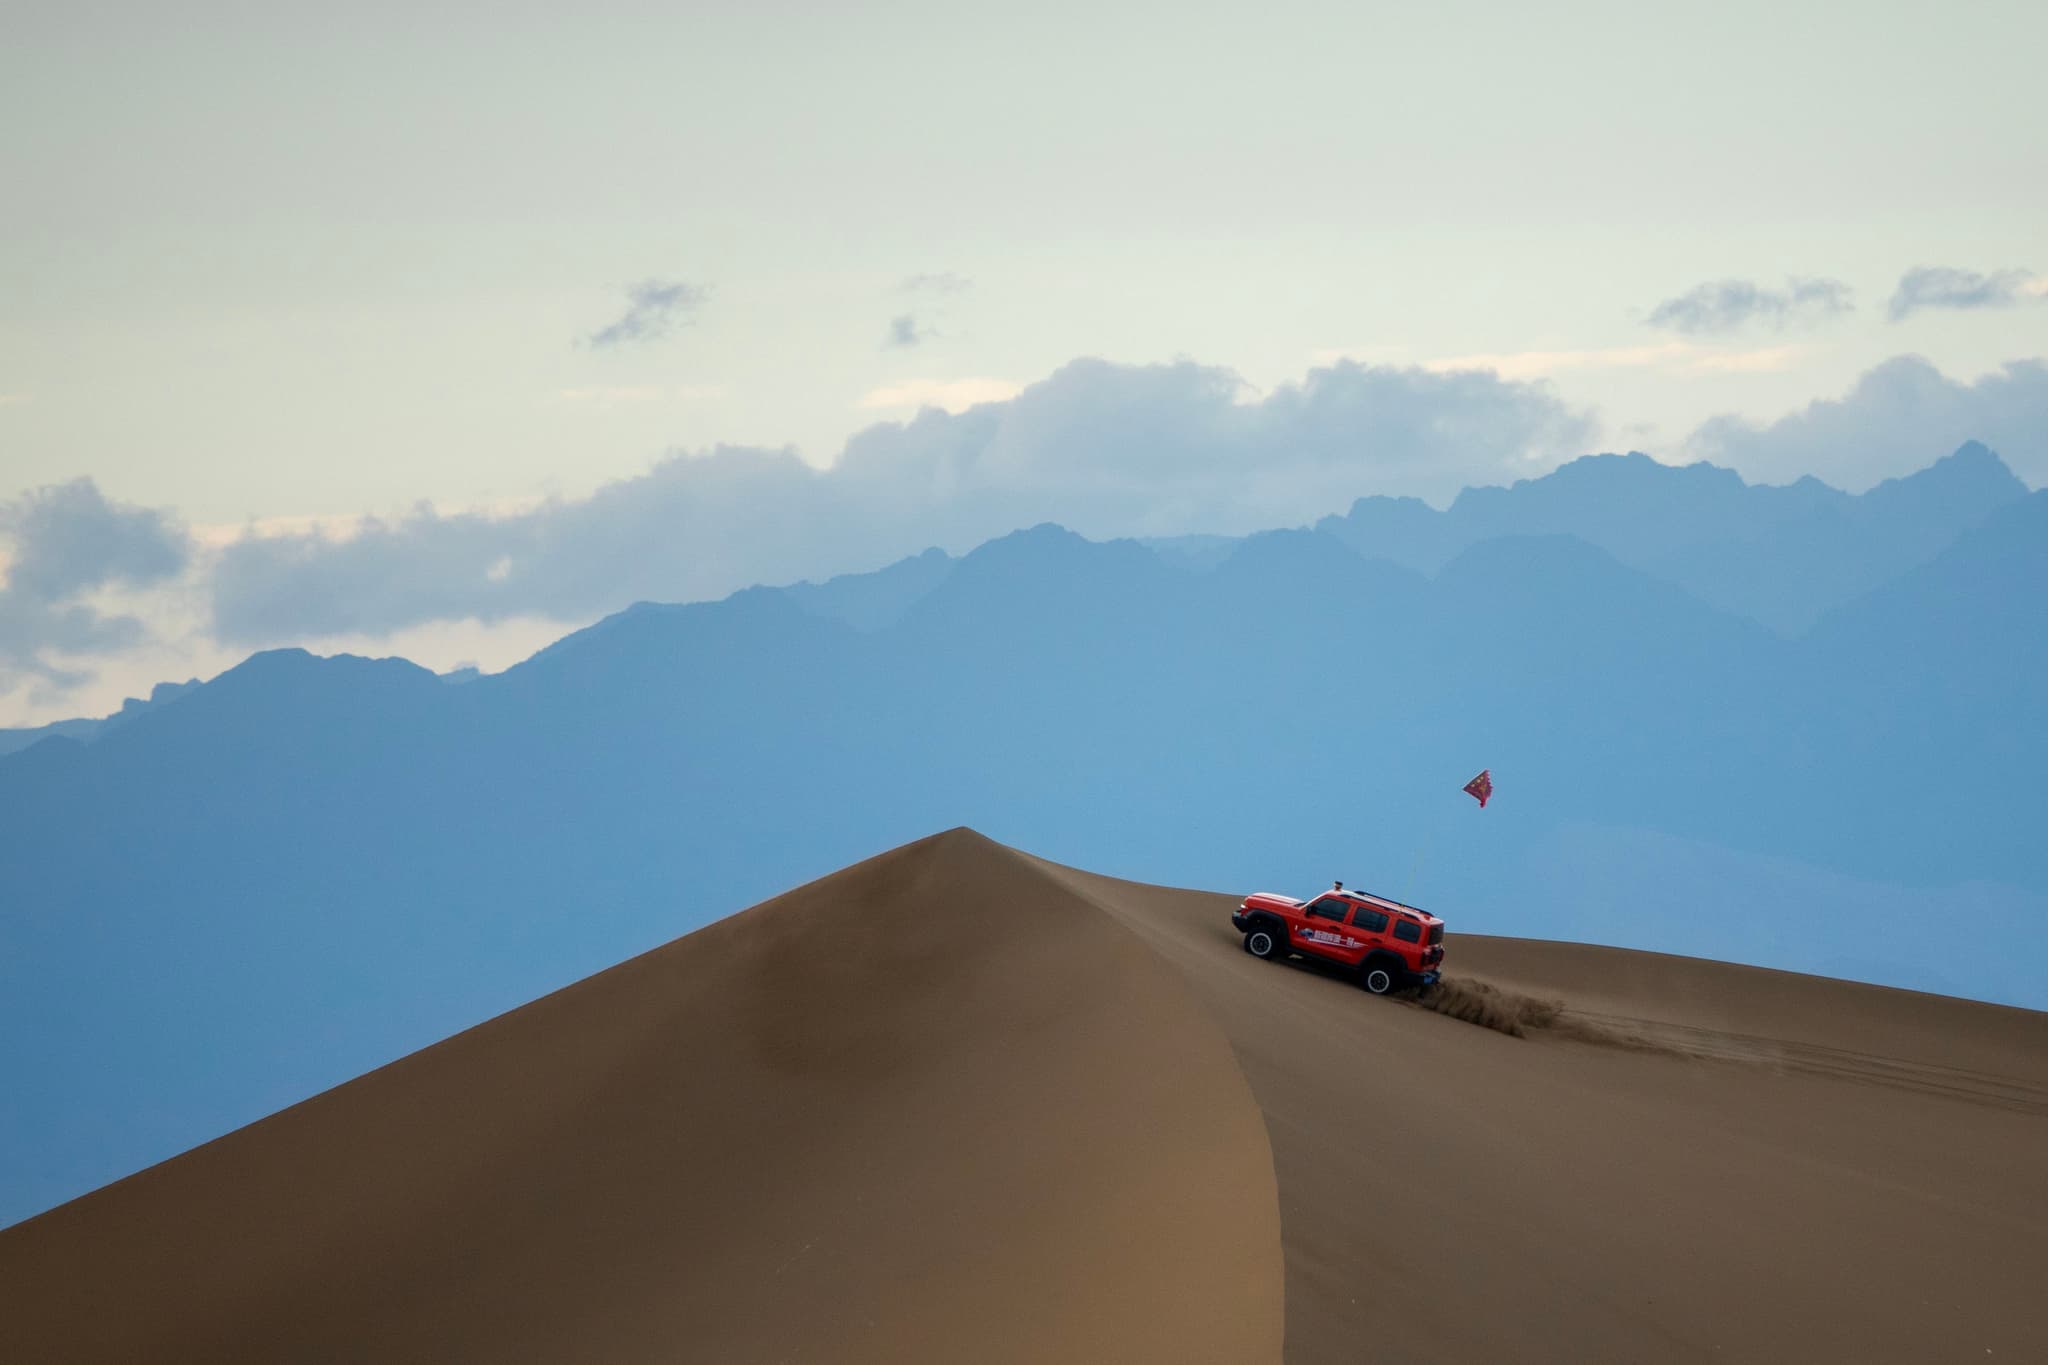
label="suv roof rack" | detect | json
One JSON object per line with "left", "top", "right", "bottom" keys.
{"left": 1347, "top": 888, "right": 1427, "bottom": 916}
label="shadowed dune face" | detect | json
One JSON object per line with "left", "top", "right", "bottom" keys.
{"left": 0, "top": 830, "right": 1284, "bottom": 1365}
{"left": 6, "top": 830, "right": 2048, "bottom": 1363}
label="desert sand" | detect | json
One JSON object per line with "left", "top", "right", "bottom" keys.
{"left": 4, "top": 828, "right": 2044, "bottom": 1363}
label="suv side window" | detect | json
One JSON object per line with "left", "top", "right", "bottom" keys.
{"left": 1306, "top": 897, "right": 1348, "bottom": 921}
{"left": 1393, "top": 919, "right": 1421, "bottom": 943}
{"left": 1350, "top": 906, "right": 1389, "bottom": 934}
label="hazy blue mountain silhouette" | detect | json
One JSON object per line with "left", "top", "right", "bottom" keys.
{"left": 1318, "top": 442, "right": 2027, "bottom": 633}
{"left": 0, "top": 679, "right": 197, "bottom": 757}
{"left": 784, "top": 545, "right": 955, "bottom": 630}
{"left": 2, "top": 450, "right": 2043, "bottom": 1227}
{"left": 0, "top": 716, "right": 100, "bottom": 757}
{"left": 1786, "top": 489, "right": 2048, "bottom": 888}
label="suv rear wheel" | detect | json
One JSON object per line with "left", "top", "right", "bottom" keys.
{"left": 1360, "top": 961, "right": 1399, "bottom": 995}
{"left": 1244, "top": 925, "right": 1284, "bottom": 960}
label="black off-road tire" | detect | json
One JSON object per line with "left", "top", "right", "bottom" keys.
{"left": 1243, "top": 924, "right": 1284, "bottom": 960}
{"left": 1360, "top": 960, "right": 1399, "bottom": 995}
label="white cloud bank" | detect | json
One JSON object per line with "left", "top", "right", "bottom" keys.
{"left": 0, "top": 480, "right": 190, "bottom": 696}
{"left": 8, "top": 350, "right": 2044, "bottom": 719}
{"left": 206, "top": 357, "right": 1591, "bottom": 642}
{"left": 1685, "top": 356, "right": 2048, "bottom": 491}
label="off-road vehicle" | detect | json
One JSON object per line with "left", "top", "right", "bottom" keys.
{"left": 1231, "top": 883, "right": 1444, "bottom": 993}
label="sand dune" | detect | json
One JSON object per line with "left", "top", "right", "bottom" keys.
{"left": 5, "top": 829, "right": 2046, "bottom": 1362}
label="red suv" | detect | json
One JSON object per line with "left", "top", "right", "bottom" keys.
{"left": 1231, "top": 883, "right": 1444, "bottom": 994}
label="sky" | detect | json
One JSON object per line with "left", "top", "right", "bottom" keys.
{"left": 3, "top": 0, "right": 2047, "bottom": 725}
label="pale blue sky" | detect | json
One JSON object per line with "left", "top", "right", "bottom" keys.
{"left": 2, "top": 0, "right": 2046, "bottom": 721}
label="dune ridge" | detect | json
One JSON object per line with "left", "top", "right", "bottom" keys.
{"left": 6, "top": 829, "right": 2047, "bottom": 1363}
{"left": 0, "top": 830, "right": 1284, "bottom": 1365}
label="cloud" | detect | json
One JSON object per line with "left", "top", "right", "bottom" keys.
{"left": 1646, "top": 277, "right": 1853, "bottom": 335}
{"left": 208, "top": 357, "right": 1592, "bottom": 642}
{"left": 885, "top": 273, "right": 970, "bottom": 347}
{"left": 187, "top": 511, "right": 399, "bottom": 551}
{"left": 585, "top": 279, "right": 708, "bottom": 349}
{"left": 1, "top": 480, "right": 188, "bottom": 606}
{"left": 1887, "top": 266, "right": 2046, "bottom": 321}
{"left": 209, "top": 449, "right": 827, "bottom": 642}
{"left": 0, "top": 479, "right": 191, "bottom": 696}
{"left": 1685, "top": 355, "right": 2048, "bottom": 490}
{"left": 883, "top": 314, "right": 930, "bottom": 349}
{"left": 834, "top": 358, "right": 1593, "bottom": 532}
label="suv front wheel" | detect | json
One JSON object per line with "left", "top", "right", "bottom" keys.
{"left": 1244, "top": 926, "right": 1284, "bottom": 960}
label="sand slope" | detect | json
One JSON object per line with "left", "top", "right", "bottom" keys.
{"left": 1031, "top": 854, "right": 2048, "bottom": 1364}
{"left": 0, "top": 831, "right": 1283, "bottom": 1365}
{"left": 6, "top": 828, "right": 2046, "bottom": 1362}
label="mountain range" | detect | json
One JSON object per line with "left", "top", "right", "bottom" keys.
{"left": 2, "top": 441, "right": 2042, "bottom": 1227}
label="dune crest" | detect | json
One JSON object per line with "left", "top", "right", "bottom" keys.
{"left": 0, "top": 829, "right": 1284, "bottom": 1365}
{"left": 8, "top": 830, "right": 2048, "bottom": 1362}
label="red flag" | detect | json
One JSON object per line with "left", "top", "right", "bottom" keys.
{"left": 1462, "top": 769, "right": 1493, "bottom": 808}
